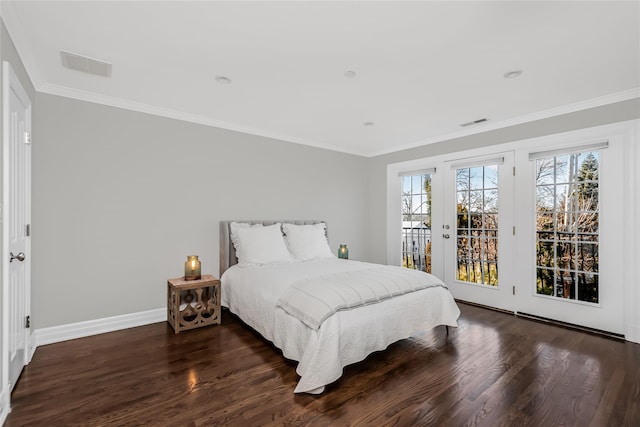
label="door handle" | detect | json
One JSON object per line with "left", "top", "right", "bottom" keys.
{"left": 9, "top": 252, "right": 25, "bottom": 262}
{"left": 443, "top": 234, "right": 450, "bottom": 239}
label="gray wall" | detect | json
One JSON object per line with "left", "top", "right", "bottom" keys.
{"left": 365, "top": 98, "right": 640, "bottom": 264}
{"left": 33, "top": 93, "right": 368, "bottom": 329}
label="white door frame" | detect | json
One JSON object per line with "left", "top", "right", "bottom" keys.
{"left": 1, "top": 61, "right": 33, "bottom": 417}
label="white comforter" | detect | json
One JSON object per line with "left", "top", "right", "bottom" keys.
{"left": 278, "top": 264, "right": 448, "bottom": 329}
{"left": 221, "top": 259, "right": 460, "bottom": 394}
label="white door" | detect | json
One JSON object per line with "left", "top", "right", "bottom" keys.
{"left": 514, "top": 141, "right": 624, "bottom": 334}
{"left": 443, "top": 153, "right": 516, "bottom": 312}
{"left": 2, "top": 62, "right": 32, "bottom": 390}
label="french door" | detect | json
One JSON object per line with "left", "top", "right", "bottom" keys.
{"left": 434, "top": 143, "right": 623, "bottom": 333}
{"left": 514, "top": 141, "right": 624, "bottom": 334}
{"left": 393, "top": 126, "right": 628, "bottom": 334}
{"left": 442, "top": 153, "right": 515, "bottom": 312}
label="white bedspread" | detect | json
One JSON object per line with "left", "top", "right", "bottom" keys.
{"left": 221, "top": 259, "right": 460, "bottom": 393}
{"left": 277, "top": 265, "right": 447, "bottom": 329}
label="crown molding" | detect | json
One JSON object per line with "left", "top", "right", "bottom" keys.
{"left": 40, "top": 83, "right": 639, "bottom": 159}
{"left": 366, "top": 88, "right": 640, "bottom": 157}
{"left": 38, "top": 82, "right": 364, "bottom": 157}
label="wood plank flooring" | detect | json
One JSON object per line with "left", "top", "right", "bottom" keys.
{"left": 6, "top": 303, "right": 640, "bottom": 426}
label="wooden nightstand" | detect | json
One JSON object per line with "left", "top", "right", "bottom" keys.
{"left": 167, "top": 275, "right": 221, "bottom": 334}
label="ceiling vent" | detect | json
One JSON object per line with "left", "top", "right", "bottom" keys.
{"left": 61, "top": 51, "right": 112, "bottom": 77}
{"left": 460, "top": 118, "right": 488, "bottom": 127}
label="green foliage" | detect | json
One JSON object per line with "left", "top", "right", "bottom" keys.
{"left": 577, "top": 153, "right": 598, "bottom": 204}
{"left": 457, "top": 263, "right": 498, "bottom": 286}
{"left": 424, "top": 175, "right": 432, "bottom": 228}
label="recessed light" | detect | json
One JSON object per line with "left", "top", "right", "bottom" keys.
{"left": 504, "top": 69, "right": 523, "bottom": 79}
{"left": 363, "top": 121, "right": 374, "bottom": 127}
{"left": 215, "top": 76, "right": 232, "bottom": 84}
{"left": 344, "top": 70, "right": 356, "bottom": 78}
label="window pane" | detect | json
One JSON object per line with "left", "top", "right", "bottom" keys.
{"left": 412, "top": 195, "right": 422, "bottom": 215}
{"left": 412, "top": 175, "right": 422, "bottom": 194}
{"left": 577, "top": 273, "right": 598, "bottom": 303}
{"left": 402, "top": 176, "right": 411, "bottom": 193}
{"left": 469, "top": 167, "right": 483, "bottom": 190}
{"left": 536, "top": 185, "right": 554, "bottom": 211}
{"left": 555, "top": 184, "right": 570, "bottom": 211}
{"left": 537, "top": 212, "right": 554, "bottom": 232}
{"left": 536, "top": 241, "right": 555, "bottom": 268}
{"left": 457, "top": 191, "right": 469, "bottom": 210}
{"left": 488, "top": 262, "right": 498, "bottom": 285}
{"left": 575, "top": 152, "right": 595, "bottom": 186}
{"left": 556, "top": 242, "right": 575, "bottom": 270}
{"left": 469, "top": 191, "right": 484, "bottom": 212}
{"left": 577, "top": 243, "right": 598, "bottom": 272}
{"left": 484, "top": 165, "right": 498, "bottom": 189}
{"left": 537, "top": 268, "right": 554, "bottom": 295}
{"left": 555, "top": 155, "right": 570, "bottom": 183}
{"left": 469, "top": 213, "right": 482, "bottom": 230}
{"left": 483, "top": 214, "right": 498, "bottom": 231}
{"left": 536, "top": 158, "right": 555, "bottom": 185}
{"left": 484, "top": 189, "right": 498, "bottom": 213}
{"left": 556, "top": 270, "right": 576, "bottom": 300}
{"left": 457, "top": 214, "right": 469, "bottom": 230}
{"left": 456, "top": 169, "right": 469, "bottom": 190}
{"left": 486, "top": 239, "right": 498, "bottom": 261}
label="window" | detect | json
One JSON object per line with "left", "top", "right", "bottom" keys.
{"left": 401, "top": 173, "right": 432, "bottom": 273}
{"left": 535, "top": 151, "right": 599, "bottom": 303}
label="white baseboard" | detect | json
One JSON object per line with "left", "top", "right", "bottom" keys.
{"left": 34, "top": 308, "right": 166, "bottom": 347}
{"left": 28, "top": 332, "right": 36, "bottom": 363}
{"left": 625, "top": 324, "right": 640, "bottom": 345}
{"left": 0, "top": 385, "right": 10, "bottom": 425}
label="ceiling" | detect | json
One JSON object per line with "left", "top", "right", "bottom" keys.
{"left": 2, "top": 1, "right": 639, "bottom": 157}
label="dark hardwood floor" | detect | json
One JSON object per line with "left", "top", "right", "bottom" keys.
{"left": 6, "top": 303, "right": 640, "bottom": 426}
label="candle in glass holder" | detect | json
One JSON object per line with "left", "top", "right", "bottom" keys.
{"left": 338, "top": 244, "right": 349, "bottom": 259}
{"left": 184, "top": 255, "right": 201, "bottom": 280}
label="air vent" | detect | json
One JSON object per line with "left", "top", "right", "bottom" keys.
{"left": 460, "top": 118, "right": 488, "bottom": 127}
{"left": 61, "top": 51, "right": 112, "bottom": 77}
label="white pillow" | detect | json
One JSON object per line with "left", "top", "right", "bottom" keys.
{"left": 232, "top": 223, "right": 293, "bottom": 267}
{"left": 282, "top": 223, "right": 335, "bottom": 261}
{"left": 229, "top": 222, "right": 263, "bottom": 250}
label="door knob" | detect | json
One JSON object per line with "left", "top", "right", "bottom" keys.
{"left": 443, "top": 234, "right": 450, "bottom": 239}
{"left": 9, "top": 252, "right": 25, "bottom": 262}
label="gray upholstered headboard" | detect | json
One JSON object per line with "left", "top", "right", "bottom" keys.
{"left": 219, "top": 220, "right": 327, "bottom": 277}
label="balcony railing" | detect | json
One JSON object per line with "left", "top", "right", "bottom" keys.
{"left": 402, "top": 225, "right": 431, "bottom": 273}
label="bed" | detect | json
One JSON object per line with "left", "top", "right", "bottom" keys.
{"left": 219, "top": 220, "right": 460, "bottom": 394}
